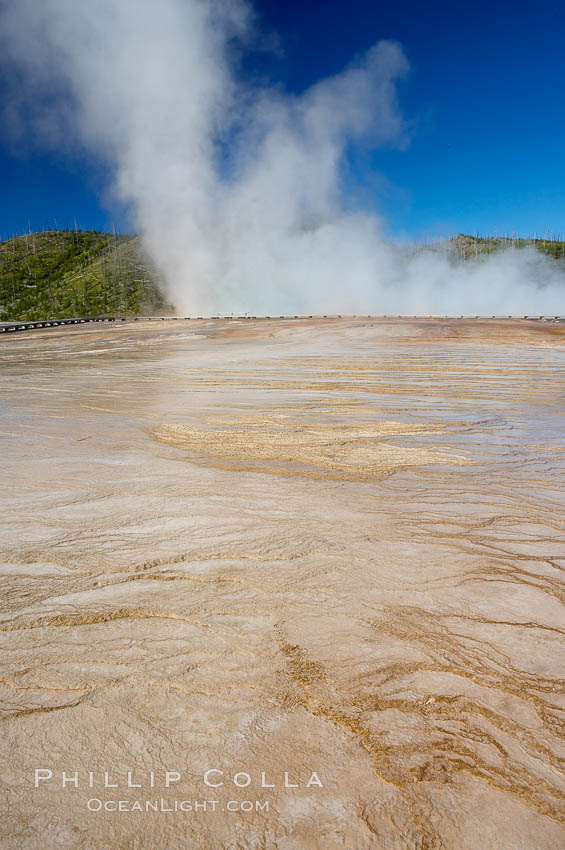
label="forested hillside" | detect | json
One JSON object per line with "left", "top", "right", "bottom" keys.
{"left": 449, "top": 234, "right": 565, "bottom": 261}
{"left": 0, "top": 229, "right": 171, "bottom": 321}
{"left": 2, "top": 229, "right": 564, "bottom": 322}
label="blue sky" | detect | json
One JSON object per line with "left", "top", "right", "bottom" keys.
{"left": 1, "top": 0, "right": 564, "bottom": 240}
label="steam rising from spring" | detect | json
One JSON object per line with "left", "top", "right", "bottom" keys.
{"left": 2, "top": 0, "right": 564, "bottom": 314}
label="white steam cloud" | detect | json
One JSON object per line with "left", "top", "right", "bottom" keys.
{"left": 1, "top": 0, "right": 564, "bottom": 314}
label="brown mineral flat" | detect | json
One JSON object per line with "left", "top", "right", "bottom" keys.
{"left": 0, "top": 317, "right": 564, "bottom": 849}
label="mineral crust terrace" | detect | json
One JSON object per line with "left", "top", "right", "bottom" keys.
{"left": 1, "top": 316, "right": 564, "bottom": 850}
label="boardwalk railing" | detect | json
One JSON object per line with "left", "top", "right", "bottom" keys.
{"left": 0, "top": 317, "right": 126, "bottom": 333}
{"left": 2, "top": 314, "right": 563, "bottom": 334}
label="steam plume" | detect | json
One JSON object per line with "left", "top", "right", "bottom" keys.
{"left": 1, "top": 0, "right": 564, "bottom": 314}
